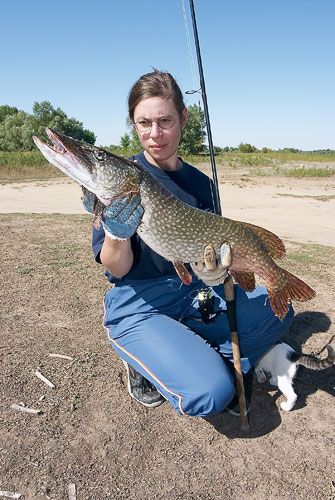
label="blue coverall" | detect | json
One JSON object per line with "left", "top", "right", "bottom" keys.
{"left": 92, "top": 152, "right": 294, "bottom": 417}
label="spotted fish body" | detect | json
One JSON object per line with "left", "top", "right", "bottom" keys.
{"left": 33, "top": 128, "right": 315, "bottom": 320}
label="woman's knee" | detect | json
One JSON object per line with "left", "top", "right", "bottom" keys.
{"left": 180, "top": 374, "right": 235, "bottom": 417}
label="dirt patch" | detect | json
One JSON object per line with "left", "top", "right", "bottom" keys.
{"left": 1, "top": 169, "right": 334, "bottom": 247}
{"left": 1, "top": 173, "right": 335, "bottom": 499}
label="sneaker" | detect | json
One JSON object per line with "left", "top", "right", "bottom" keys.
{"left": 123, "top": 361, "right": 165, "bottom": 408}
{"left": 225, "top": 370, "right": 253, "bottom": 417}
{"left": 225, "top": 394, "right": 251, "bottom": 417}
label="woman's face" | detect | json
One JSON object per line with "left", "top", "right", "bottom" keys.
{"left": 133, "top": 96, "right": 187, "bottom": 170}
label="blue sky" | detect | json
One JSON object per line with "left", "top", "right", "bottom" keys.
{"left": 1, "top": 0, "right": 334, "bottom": 150}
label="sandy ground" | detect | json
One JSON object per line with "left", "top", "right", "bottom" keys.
{"left": 1, "top": 171, "right": 335, "bottom": 500}
{"left": 1, "top": 174, "right": 334, "bottom": 246}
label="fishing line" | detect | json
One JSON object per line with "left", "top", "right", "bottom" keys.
{"left": 181, "top": 0, "right": 221, "bottom": 215}
{"left": 181, "top": 0, "right": 208, "bottom": 159}
{"left": 181, "top": 0, "right": 198, "bottom": 92}
{"left": 184, "top": 91, "right": 215, "bottom": 209}
{"left": 181, "top": 1, "right": 216, "bottom": 212}
{"left": 198, "top": 101, "right": 217, "bottom": 214}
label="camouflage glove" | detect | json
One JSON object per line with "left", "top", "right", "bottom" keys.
{"left": 81, "top": 189, "right": 96, "bottom": 215}
{"left": 101, "top": 194, "right": 144, "bottom": 241}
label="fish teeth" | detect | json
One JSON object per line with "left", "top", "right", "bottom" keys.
{"left": 46, "top": 128, "right": 66, "bottom": 152}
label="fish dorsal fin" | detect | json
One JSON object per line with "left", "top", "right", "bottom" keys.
{"left": 240, "top": 222, "right": 286, "bottom": 259}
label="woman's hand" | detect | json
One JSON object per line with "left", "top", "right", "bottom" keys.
{"left": 100, "top": 195, "right": 144, "bottom": 277}
{"left": 82, "top": 191, "right": 143, "bottom": 278}
{"left": 101, "top": 194, "right": 144, "bottom": 240}
{"left": 82, "top": 190, "right": 144, "bottom": 240}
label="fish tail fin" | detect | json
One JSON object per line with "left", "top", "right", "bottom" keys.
{"left": 268, "top": 269, "right": 315, "bottom": 320}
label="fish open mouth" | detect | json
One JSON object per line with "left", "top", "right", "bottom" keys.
{"left": 33, "top": 128, "right": 69, "bottom": 156}
{"left": 32, "top": 128, "right": 80, "bottom": 176}
{"left": 45, "top": 128, "right": 67, "bottom": 153}
{"left": 32, "top": 128, "right": 114, "bottom": 206}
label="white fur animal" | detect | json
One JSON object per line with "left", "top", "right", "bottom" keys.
{"left": 255, "top": 343, "right": 334, "bottom": 411}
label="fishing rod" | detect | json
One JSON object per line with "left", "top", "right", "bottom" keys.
{"left": 187, "top": 0, "right": 222, "bottom": 216}
{"left": 185, "top": 0, "right": 249, "bottom": 430}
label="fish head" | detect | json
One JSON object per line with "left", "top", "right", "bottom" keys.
{"left": 33, "top": 128, "right": 142, "bottom": 206}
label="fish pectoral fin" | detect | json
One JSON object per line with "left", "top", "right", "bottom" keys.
{"left": 93, "top": 214, "right": 102, "bottom": 230}
{"left": 81, "top": 186, "right": 104, "bottom": 229}
{"left": 241, "top": 221, "right": 286, "bottom": 259}
{"left": 173, "top": 261, "right": 192, "bottom": 285}
{"left": 230, "top": 269, "right": 256, "bottom": 292}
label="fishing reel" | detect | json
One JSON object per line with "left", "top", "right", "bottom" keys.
{"left": 180, "top": 286, "right": 224, "bottom": 324}
{"left": 197, "top": 287, "right": 215, "bottom": 323}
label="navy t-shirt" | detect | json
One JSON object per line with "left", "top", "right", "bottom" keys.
{"left": 92, "top": 151, "right": 215, "bottom": 283}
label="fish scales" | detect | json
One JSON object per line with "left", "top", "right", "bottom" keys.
{"left": 33, "top": 129, "right": 316, "bottom": 320}
{"left": 137, "top": 171, "right": 227, "bottom": 261}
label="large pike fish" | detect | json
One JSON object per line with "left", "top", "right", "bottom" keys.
{"left": 33, "top": 128, "right": 315, "bottom": 319}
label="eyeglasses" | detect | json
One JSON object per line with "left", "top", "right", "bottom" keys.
{"left": 134, "top": 116, "right": 176, "bottom": 133}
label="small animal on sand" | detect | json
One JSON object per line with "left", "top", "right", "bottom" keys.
{"left": 255, "top": 343, "right": 335, "bottom": 411}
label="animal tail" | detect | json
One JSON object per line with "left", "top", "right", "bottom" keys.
{"left": 268, "top": 268, "right": 315, "bottom": 320}
{"left": 297, "top": 344, "right": 335, "bottom": 370}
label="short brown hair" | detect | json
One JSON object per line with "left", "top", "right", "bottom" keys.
{"left": 128, "top": 69, "right": 186, "bottom": 121}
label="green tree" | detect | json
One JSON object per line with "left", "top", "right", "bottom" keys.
{"left": 0, "top": 101, "right": 96, "bottom": 151}
{"left": 238, "top": 142, "right": 258, "bottom": 153}
{"left": 179, "top": 104, "right": 206, "bottom": 155}
{"left": 129, "top": 128, "right": 142, "bottom": 153}
{"left": 0, "top": 105, "right": 19, "bottom": 123}
{"left": 280, "top": 147, "right": 300, "bottom": 153}
{"left": 120, "top": 132, "right": 131, "bottom": 148}
{"left": 123, "top": 117, "right": 142, "bottom": 154}
{"left": 0, "top": 111, "right": 34, "bottom": 151}
{"left": 28, "top": 100, "right": 96, "bottom": 145}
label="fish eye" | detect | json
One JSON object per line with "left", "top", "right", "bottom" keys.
{"left": 93, "top": 150, "right": 107, "bottom": 161}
